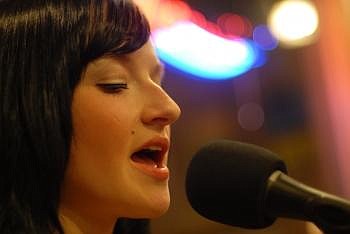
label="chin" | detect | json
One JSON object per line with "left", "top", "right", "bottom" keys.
{"left": 132, "top": 192, "right": 170, "bottom": 219}
{"left": 146, "top": 194, "right": 170, "bottom": 218}
{"left": 148, "top": 199, "right": 170, "bottom": 218}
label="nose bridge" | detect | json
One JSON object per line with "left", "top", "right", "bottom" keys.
{"left": 142, "top": 83, "right": 181, "bottom": 126}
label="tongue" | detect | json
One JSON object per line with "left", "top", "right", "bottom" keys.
{"left": 131, "top": 154, "right": 157, "bottom": 167}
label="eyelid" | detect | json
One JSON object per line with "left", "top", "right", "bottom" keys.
{"left": 96, "top": 83, "right": 128, "bottom": 93}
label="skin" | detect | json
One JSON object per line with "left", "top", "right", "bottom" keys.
{"left": 59, "top": 40, "right": 181, "bottom": 234}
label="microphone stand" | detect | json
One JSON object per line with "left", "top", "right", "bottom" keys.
{"left": 266, "top": 172, "right": 350, "bottom": 234}
{"left": 311, "top": 196, "right": 350, "bottom": 234}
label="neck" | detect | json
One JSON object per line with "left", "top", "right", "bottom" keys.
{"left": 59, "top": 205, "right": 117, "bottom": 234}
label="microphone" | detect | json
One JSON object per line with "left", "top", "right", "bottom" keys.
{"left": 185, "top": 139, "right": 350, "bottom": 234}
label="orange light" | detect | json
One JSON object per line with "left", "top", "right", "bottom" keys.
{"left": 133, "top": 0, "right": 160, "bottom": 29}
{"left": 157, "top": 1, "right": 192, "bottom": 28}
{"left": 135, "top": 0, "right": 193, "bottom": 29}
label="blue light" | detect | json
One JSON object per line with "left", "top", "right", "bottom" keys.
{"left": 152, "top": 21, "right": 258, "bottom": 80}
{"left": 253, "top": 25, "right": 279, "bottom": 51}
{"left": 246, "top": 39, "right": 267, "bottom": 68}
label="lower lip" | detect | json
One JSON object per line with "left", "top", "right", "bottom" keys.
{"left": 131, "top": 161, "right": 169, "bottom": 181}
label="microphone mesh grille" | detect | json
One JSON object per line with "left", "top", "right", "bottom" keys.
{"left": 185, "top": 140, "right": 287, "bottom": 229}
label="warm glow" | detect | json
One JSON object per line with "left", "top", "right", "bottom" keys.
{"left": 268, "top": 0, "right": 319, "bottom": 47}
{"left": 134, "top": 0, "right": 192, "bottom": 29}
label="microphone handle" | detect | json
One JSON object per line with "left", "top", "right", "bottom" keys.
{"left": 266, "top": 171, "right": 350, "bottom": 234}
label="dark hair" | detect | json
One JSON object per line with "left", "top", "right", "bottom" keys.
{"left": 0, "top": 0, "right": 150, "bottom": 233}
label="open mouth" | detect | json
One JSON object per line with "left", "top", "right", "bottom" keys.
{"left": 130, "top": 137, "right": 170, "bottom": 180}
{"left": 131, "top": 147, "right": 164, "bottom": 168}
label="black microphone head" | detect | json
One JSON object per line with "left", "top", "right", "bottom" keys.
{"left": 185, "top": 139, "right": 287, "bottom": 229}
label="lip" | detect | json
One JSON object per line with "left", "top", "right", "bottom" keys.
{"left": 130, "top": 136, "right": 170, "bottom": 180}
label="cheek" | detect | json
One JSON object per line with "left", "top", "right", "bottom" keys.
{"left": 65, "top": 87, "right": 139, "bottom": 202}
{"left": 73, "top": 105, "right": 125, "bottom": 155}
{"left": 71, "top": 88, "right": 133, "bottom": 157}
{"left": 68, "top": 87, "right": 139, "bottom": 193}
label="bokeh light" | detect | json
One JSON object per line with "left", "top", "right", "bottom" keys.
{"left": 247, "top": 40, "right": 267, "bottom": 68}
{"left": 217, "top": 13, "right": 252, "bottom": 38}
{"left": 157, "top": 0, "right": 192, "bottom": 28}
{"left": 153, "top": 21, "right": 257, "bottom": 80}
{"left": 238, "top": 102, "right": 265, "bottom": 131}
{"left": 134, "top": 0, "right": 192, "bottom": 29}
{"left": 253, "top": 25, "right": 279, "bottom": 51}
{"left": 268, "top": 0, "right": 319, "bottom": 48}
{"left": 135, "top": 0, "right": 278, "bottom": 80}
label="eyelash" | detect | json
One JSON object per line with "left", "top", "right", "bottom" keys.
{"left": 96, "top": 83, "right": 128, "bottom": 93}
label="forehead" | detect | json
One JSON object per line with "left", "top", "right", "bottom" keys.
{"left": 82, "top": 40, "right": 163, "bottom": 79}
{"left": 119, "top": 40, "right": 159, "bottom": 66}
{"left": 112, "top": 40, "right": 164, "bottom": 75}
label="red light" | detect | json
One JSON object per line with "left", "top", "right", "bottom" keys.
{"left": 205, "top": 21, "right": 224, "bottom": 37}
{"left": 190, "top": 10, "right": 208, "bottom": 29}
{"left": 217, "top": 13, "right": 252, "bottom": 38}
{"left": 135, "top": 1, "right": 254, "bottom": 39}
{"left": 170, "top": 1, "right": 192, "bottom": 21}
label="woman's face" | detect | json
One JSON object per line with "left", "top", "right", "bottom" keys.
{"left": 60, "top": 40, "right": 181, "bottom": 220}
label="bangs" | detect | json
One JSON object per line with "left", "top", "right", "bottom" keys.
{"left": 0, "top": 0, "right": 151, "bottom": 232}
{"left": 83, "top": 0, "right": 151, "bottom": 63}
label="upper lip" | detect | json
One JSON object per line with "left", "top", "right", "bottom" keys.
{"left": 132, "top": 136, "right": 170, "bottom": 167}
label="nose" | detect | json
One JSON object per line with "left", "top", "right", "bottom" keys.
{"left": 141, "top": 84, "right": 181, "bottom": 127}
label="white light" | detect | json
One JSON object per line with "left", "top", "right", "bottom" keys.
{"left": 268, "top": 0, "right": 319, "bottom": 47}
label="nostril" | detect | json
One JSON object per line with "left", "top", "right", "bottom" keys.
{"left": 151, "top": 117, "right": 174, "bottom": 126}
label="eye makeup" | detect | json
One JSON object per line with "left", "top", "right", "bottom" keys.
{"left": 96, "top": 83, "right": 128, "bottom": 94}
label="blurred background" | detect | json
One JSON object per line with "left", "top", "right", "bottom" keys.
{"left": 135, "top": 0, "right": 350, "bottom": 233}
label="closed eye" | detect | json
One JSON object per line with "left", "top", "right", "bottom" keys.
{"left": 96, "top": 83, "right": 128, "bottom": 94}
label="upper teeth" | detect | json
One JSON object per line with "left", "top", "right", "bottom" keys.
{"left": 145, "top": 146, "right": 162, "bottom": 151}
